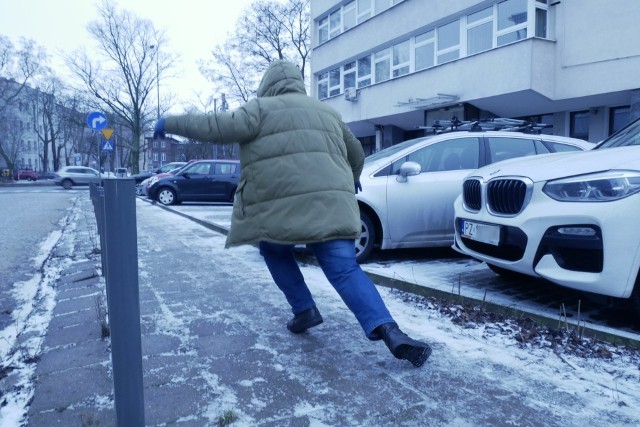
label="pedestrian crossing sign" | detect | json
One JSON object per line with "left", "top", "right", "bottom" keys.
{"left": 102, "top": 140, "right": 113, "bottom": 151}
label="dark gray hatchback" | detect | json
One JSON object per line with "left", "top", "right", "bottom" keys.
{"left": 147, "top": 160, "right": 241, "bottom": 205}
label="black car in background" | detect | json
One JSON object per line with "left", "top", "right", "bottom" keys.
{"left": 147, "top": 160, "right": 240, "bottom": 205}
{"left": 130, "top": 162, "right": 187, "bottom": 184}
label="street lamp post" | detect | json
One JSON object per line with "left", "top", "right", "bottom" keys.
{"left": 149, "top": 44, "right": 161, "bottom": 166}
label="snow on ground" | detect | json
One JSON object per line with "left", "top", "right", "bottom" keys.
{"left": 151, "top": 202, "right": 640, "bottom": 424}
{"left": 0, "top": 204, "right": 76, "bottom": 425}
{"left": 2, "top": 198, "right": 640, "bottom": 425}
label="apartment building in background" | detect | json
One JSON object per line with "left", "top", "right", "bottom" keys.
{"left": 310, "top": 0, "right": 640, "bottom": 153}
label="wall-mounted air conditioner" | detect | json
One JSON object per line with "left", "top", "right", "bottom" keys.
{"left": 344, "top": 87, "right": 358, "bottom": 102}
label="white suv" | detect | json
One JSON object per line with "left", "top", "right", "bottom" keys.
{"left": 53, "top": 166, "right": 102, "bottom": 189}
{"left": 453, "top": 118, "right": 640, "bottom": 315}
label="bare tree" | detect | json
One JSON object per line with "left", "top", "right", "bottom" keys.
{"left": 65, "top": 0, "right": 174, "bottom": 173}
{"left": 0, "top": 36, "right": 46, "bottom": 169}
{"left": 0, "top": 110, "right": 27, "bottom": 170}
{"left": 199, "top": 0, "right": 310, "bottom": 107}
{"left": 55, "top": 93, "right": 93, "bottom": 169}
{"left": 28, "top": 75, "right": 62, "bottom": 172}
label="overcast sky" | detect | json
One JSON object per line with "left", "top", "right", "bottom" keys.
{"left": 0, "top": 0, "right": 255, "bottom": 109}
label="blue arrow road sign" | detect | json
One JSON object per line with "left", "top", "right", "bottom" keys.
{"left": 102, "top": 140, "right": 114, "bottom": 151}
{"left": 87, "top": 111, "right": 108, "bottom": 130}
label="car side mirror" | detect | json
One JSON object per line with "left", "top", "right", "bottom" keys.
{"left": 396, "top": 161, "right": 421, "bottom": 183}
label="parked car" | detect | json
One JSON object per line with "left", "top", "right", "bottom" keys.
{"left": 13, "top": 168, "right": 40, "bottom": 181}
{"left": 147, "top": 160, "right": 241, "bottom": 205}
{"left": 136, "top": 163, "right": 190, "bottom": 196}
{"left": 130, "top": 162, "right": 187, "bottom": 184}
{"left": 53, "top": 166, "right": 102, "bottom": 189}
{"left": 453, "top": 117, "right": 640, "bottom": 316}
{"left": 114, "top": 167, "right": 128, "bottom": 178}
{"left": 355, "top": 120, "right": 593, "bottom": 263}
{"left": 39, "top": 171, "right": 56, "bottom": 180}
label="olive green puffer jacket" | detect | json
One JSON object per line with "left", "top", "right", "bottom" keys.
{"left": 164, "top": 60, "right": 364, "bottom": 248}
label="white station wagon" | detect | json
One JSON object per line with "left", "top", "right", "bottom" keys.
{"left": 355, "top": 119, "right": 592, "bottom": 263}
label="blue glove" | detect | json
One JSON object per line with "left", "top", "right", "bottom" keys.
{"left": 153, "top": 117, "right": 166, "bottom": 140}
{"left": 355, "top": 181, "right": 362, "bottom": 194}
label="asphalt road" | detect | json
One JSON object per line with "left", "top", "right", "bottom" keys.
{"left": 0, "top": 185, "right": 78, "bottom": 330}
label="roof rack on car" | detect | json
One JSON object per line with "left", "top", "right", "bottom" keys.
{"left": 421, "top": 117, "right": 552, "bottom": 135}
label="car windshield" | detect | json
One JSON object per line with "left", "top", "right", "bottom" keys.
{"left": 595, "top": 117, "right": 640, "bottom": 149}
{"left": 364, "top": 136, "right": 433, "bottom": 163}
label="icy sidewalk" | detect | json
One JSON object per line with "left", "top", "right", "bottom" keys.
{"left": 22, "top": 194, "right": 640, "bottom": 426}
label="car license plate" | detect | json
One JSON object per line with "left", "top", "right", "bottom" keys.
{"left": 461, "top": 220, "right": 500, "bottom": 246}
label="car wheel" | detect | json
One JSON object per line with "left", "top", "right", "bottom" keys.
{"left": 135, "top": 185, "right": 144, "bottom": 196}
{"left": 62, "top": 179, "right": 73, "bottom": 190}
{"left": 157, "top": 187, "right": 176, "bottom": 205}
{"left": 355, "top": 212, "right": 376, "bottom": 264}
{"left": 486, "top": 263, "right": 528, "bottom": 280}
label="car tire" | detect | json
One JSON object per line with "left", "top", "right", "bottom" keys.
{"left": 62, "top": 179, "right": 73, "bottom": 190}
{"left": 486, "top": 263, "right": 528, "bottom": 280}
{"left": 355, "top": 212, "right": 376, "bottom": 264}
{"left": 157, "top": 187, "right": 176, "bottom": 205}
{"left": 135, "top": 185, "right": 143, "bottom": 196}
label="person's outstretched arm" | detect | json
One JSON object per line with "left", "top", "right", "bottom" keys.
{"left": 159, "top": 102, "right": 261, "bottom": 144}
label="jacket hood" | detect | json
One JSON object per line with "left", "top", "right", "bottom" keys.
{"left": 256, "top": 60, "right": 306, "bottom": 98}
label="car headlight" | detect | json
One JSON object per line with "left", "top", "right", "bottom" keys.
{"left": 543, "top": 170, "right": 640, "bottom": 202}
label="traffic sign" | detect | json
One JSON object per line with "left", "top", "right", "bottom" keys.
{"left": 87, "top": 111, "right": 108, "bottom": 130}
{"left": 101, "top": 128, "right": 114, "bottom": 140}
{"left": 102, "top": 140, "right": 114, "bottom": 151}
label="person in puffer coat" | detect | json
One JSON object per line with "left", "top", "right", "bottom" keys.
{"left": 154, "top": 60, "right": 431, "bottom": 367}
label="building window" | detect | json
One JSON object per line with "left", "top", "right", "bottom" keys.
{"left": 467, "top": 7, "right": 494, "bottom": 55}
{"left": 609, "top": 106, "right": 630, "bottom": 135}
{"left": 343, "top": 1, "right": 356, "bottom": 31}
{"left": 374, "top": 48, "right": 391, "bottom": 83}
{"left": 318, "top": 0, "right": 404, "bottom": 43}
{"left": 329, "top": 10, "right": 342, "bottom": 39}
{"left": 497, "top": 0, "right": 528, "bottom": 46}
{"left": 153, "top": 152, "right": 158, "bottom": 161}
{"left": 392, "top": 40, "right": 410, "bottom": 77}
{"left": 375, "top": 0, "right": 392, "bottom": 14}
{"left": 161, "top": 152, "right": 166, "bottom": 162}
{"left": 153, "top": 140, "right": 158, "bottom": 148}
{"left": 317, "top": 72, "right": 329, "bottom": 99}
{"left": 570, "top": 110, "right": 590, "bottom": 140}
{"left": 161, "top": 140, "right": 166, "bottom": 148}
{"left": 535, "top": 6, "right": 548, "bottom": 38}
{"left": 437, "top": 20, "right": 460, "bottom": 64}
{"left": 357, "top": 56, "right": 372, "bottom": 88}
{"left": 318, "top": 17, "right": 329, "bottom": 43}
{"left": 415, "top": 30, "right": 435, "bottom": 71}
{"left": 357, "top": 0, "right": 372, "bottom": 23}
{"left": 344, "top": 61, "right": 356, "bottom": 89}
{"left": 329, "top": 68, "right": 341, "bottom": 96}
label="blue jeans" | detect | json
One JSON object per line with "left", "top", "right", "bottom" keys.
{"left": 259, "top": 239, "right": 395, "bottom": 338}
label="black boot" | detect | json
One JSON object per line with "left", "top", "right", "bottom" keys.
{"left": 287, "top": 307, "right": 323, "bottom": 333}
{"left": 376, "top": 323, "right": 432, "bottom": 367}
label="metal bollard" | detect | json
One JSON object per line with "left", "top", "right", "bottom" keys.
{"left": 101, "top": 178, "right": 145, "bottom": 426}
